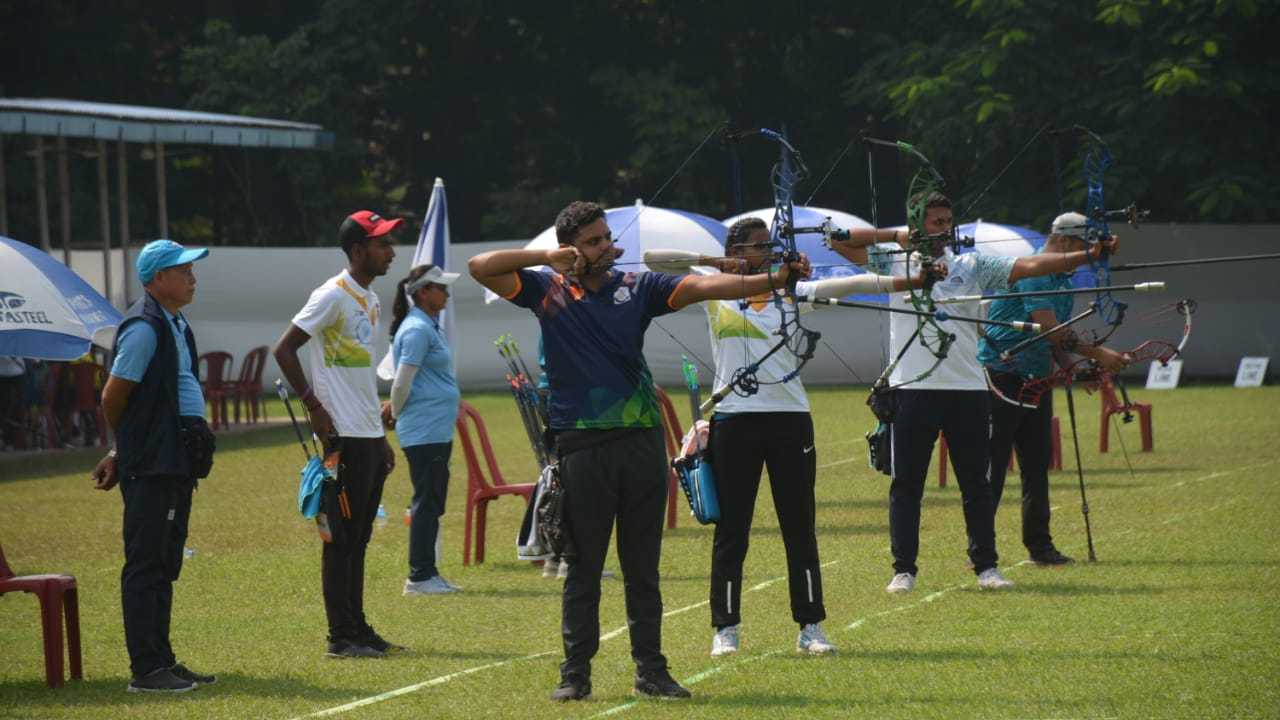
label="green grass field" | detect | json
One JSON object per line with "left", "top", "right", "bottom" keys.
{"left": 1, "top": 385, "right": 1278, "bottom": 719}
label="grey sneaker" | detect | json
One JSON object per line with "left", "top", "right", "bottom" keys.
{"left": 325, "top": 640, "right": 386, "bottom": 658}
{"left": 436, "top": 575, "right": 463, "bottom": 592}
{"left": 710, "top": 625, "right": 740, "bottom": 657}
{"left": 127, "top": 668, "right": 196, "bottom": 693}
{"left": 886, "top": 572, "right": 916, "bottom": 594}
{"left": 169, "top": 663, "right": 216, "bottom": 686}
{"left": 977, "top": 567, "right": 1014, "bottom": 590}
{"left": 797, "top": 623, "right": 836, "bottom": 655}
{"left": 634, "top": 668, "right": 691, "bottom": 699}
{"left": 550, "top": 675, "right": 592, "bottom": 701}
{"left": 404, "top": 576, "right": 459, "bottom": 595}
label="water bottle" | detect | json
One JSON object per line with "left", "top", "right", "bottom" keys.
{"left": 375, "top": 503, "right": 388, "bottom": 529}
{"left": 404, "top": 506, "right": 413, "bottom": 526}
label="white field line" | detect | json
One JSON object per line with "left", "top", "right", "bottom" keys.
{"left": 585, "top": 459, "right": 1276, "bottom": 718}
{"left": 288, "top": 500, "right": 851, "bottom": 717}
{"left": 288, "top": 650, "right": 557, "bottom": 719}
{"left": 295, "top": 458, "right": 1276, "bottom": 719}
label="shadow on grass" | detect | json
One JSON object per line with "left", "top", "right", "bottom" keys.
{"left": 0, "top": 671, "right": 356, "bottom": 708}
{"left": 816, "top": 496, "right": 964, "bottom": 510}
{"left": 751, "top": 523, "right": 888, "bottom": 536}
{"left": 990, "top": 580, "right": 1171, "bottom": 597}
{"left": 459, "top": 587, "right": 562, "bottom": 598}
{"left": 0, "top": 426, "right": 299, "bottom": 485}
{"left": 1093, "top": 558, "right": 1280, "bottom": 569}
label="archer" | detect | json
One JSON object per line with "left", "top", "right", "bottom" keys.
{"left": 654, "top": 216, "right": 935, "bottom": 659}
{"left": 828, "top": 190, "right": 1117, "bottom": 594}
{"left": 978, "top": 211, "right": 1129, "bottom": 566}
{"left": 468, "top": 200, "right": 808, "bottom": 703}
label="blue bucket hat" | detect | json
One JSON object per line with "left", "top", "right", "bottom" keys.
{"left": 136, "top": 239, "right": 209, "bottom": 284}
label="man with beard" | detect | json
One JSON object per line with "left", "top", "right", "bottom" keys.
{"left": 274, "top": 210, "right": 401, "bottom": 658}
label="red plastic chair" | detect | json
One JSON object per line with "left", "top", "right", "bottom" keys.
{"left": 198, "top": 351, "right": 234, "bottom": 431}
{"left": 938, "top": 417, "right": 1062, "bottom": 488}
{"left": 653, "top": 387, "right": 683, "bottom": 529}
{"left": 68, "top": 362, "right": 108, "bottom": 447}
{"left": 0, "top": 542, "right": 82, "bottom": 688}
{"left": 456, "top": 401, "right": 536, "bottom": 565}
{"left": 232, "top": 346, "right": 269, "bottom": 425}
{"left": 1098, "top": 374, "right": 1153, "bottom": 453}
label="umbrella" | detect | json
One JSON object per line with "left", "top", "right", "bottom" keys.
{"left": 484, "top": 200, "right": 727, "bottom": 303}
{"left": 0, "top": 236, "right": 123, "bottom": 360}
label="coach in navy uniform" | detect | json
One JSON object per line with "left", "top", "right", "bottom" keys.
{"left": 92, "top": 240, "right": 218, "bottom": 693}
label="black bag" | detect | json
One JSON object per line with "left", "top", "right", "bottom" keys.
{"left": 535, "top": 463, "right": 574, "bottom": 561}
{"left": 865, "top": 388, "right": 896, "bottom": 477}
{"left": 178, "top": 416, "right": 216, "bottom": 479}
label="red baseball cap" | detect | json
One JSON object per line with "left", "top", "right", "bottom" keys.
{"left": 344, "top": 210, "right": 403, "bottom": 239}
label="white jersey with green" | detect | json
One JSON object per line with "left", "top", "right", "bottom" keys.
{"left": 291, "top": 269, "right": 384, "bottom": 438}
{"left": 705, "top": 280, "right": 820, "bottom": 414}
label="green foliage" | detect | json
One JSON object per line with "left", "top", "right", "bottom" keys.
{"left": 0, "top": 0, "right": 1275, "bottom": 248}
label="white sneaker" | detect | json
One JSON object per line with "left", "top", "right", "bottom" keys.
{"left": 976, "top": 568, "right": 1014, "bottom": 590}
{"left": 710, "top": 625, "right": 740, "bottom": 657}
{"left": 436, "top": 575, "right": 462, "bottom": 592}
{"left": 556, "top": 559, "right": 569, "bottom": 579}
{"left": 886, "top": 573, "right": 916, "bottom": 594}
{"left": 796, "top": 623, "right": 836, "bottom": 655}
{"left": 404, "top": 576, "right": 459, "bottom": 595}
{"left": 542, "top": 558, "right": 560, "bottom": 578}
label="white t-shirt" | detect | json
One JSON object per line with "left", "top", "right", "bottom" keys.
{"left": 868, "top": 245, "right": 1015, "bottom": 391}
{"left": 704, "top": 279, "right": 824, "bottom": 414}
{"left": 291, "top": 269, "right": 383, "bottom": 438}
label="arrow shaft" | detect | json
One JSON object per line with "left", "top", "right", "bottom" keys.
{"left": 1110, "top": 253, "right": 1280, "bottom": 271}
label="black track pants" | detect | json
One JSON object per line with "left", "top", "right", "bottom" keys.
{"left": 558, "top": 427, "right": 669, "bottom": 681}
{"left": 988, "top": 372, "right": 1057, "bottom": 556}
{"left": 888, "top": 389, "right": 999, "bottom": 576}
{"left": 708, "top": 411, "right": 824, "bottom": 628}
{"left": 321, "top": 437, "right": 389, "bottom": 641}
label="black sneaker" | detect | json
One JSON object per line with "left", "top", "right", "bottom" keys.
{"left": 633, "top": 669, "right": 691, "bottom": 699}
{"left": 359, "top": 625, "right": 407, "bottom": 653}
{"left": 170, "top": 663, "right": 216, "bottom": 686}
{"left": 550, "top": 676, "right": 592, "bottom": 701}
{"left": 1030, "top": 549, "right": 1075, "bottom": 566}
{"left": 127, "top": 668, "right": 196, "bottom": 693}
{"left": 325, "top": 639, "right": 387, "bottom": 658}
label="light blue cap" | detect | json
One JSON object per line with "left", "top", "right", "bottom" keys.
{"left": 136, "top": 239, "right": 209, "bottom": 283}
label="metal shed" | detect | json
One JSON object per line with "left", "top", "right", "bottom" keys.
{"left": 0, "top": 98, "right": 333, "bottom": 306}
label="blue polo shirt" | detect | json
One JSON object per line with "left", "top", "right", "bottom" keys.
{"left": 978, "top": 260, "right": 1075, "bottom": 379}
{"left": 506, "top": 269, "right": 688, "bottom": 430}
{"left": 110, "top": 308, "right": 205, "bottom": 417}
{"left": 392, "top": 306, "right": 460, "bottom": 446}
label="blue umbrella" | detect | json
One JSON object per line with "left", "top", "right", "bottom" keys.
{"left": 0, "top": 236, "right": 123, "bottom": 360}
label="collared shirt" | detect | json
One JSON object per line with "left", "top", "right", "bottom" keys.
{"left": 291, "top": 268, "right": 383, "bottom": 438}
{"left": 392, "top": 306, "right": 460, "bottom": 446}
{"left": 506, "top": 268, "right": 688, "bottom": 430}
{"left": 979, "top": 255, "right": 1075, "bottom": 379}
{"left": 110, "top": 306, "right": 205, "bottom": 417}
{"left": 867, "top": 244, "right": 1016, "bottom": 390}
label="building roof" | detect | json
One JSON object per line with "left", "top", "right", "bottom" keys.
{"left": 0, "top": 98, "right": 333, "bottom": 149}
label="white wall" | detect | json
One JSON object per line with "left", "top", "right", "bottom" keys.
{"left": 65, "top": 224, "right": 1280, "bottom": 388}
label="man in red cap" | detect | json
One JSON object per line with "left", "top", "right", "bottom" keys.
{"left": 274, "top": 210, "right": 401, "bottom": 658}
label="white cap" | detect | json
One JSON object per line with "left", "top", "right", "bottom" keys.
{"left": 405, "top": 265, "right": 461, "bottom": 295}
{"left": 1050, "top": 212, "right": 1089, "bottom": 237}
